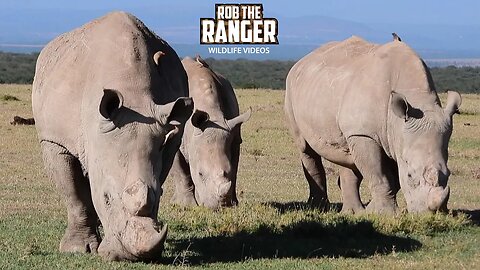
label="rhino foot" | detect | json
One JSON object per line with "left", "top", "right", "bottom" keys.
{"left": 340, "top": 203, "right": 365, "bottom": 214}
{"left": 365, "top": 198, "right": 398, "bottom": 214}
{"left": 307, "top": 196, "right": 330, "bottom": 212}
{"left": 171, "top": 192, "right": 198, "bottom": 207}
{"left": 60, "top": 228, "right": 100, "bottom": 254}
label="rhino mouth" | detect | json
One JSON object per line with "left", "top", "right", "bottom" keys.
{"left": 405, "top": 184, "right": 450, "bottom": 213}
{"left": 98, "top": 216, "right": 168, "bottom": 261}
{"left": 427, "top": 185, "right": 450, "bottom": 212}
{"left": 195, "top": 181, "right": 237, "bottom": 210}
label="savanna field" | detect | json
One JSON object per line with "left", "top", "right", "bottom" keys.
{"left": 0, "top": 84, "right": 479, "bottom": 269}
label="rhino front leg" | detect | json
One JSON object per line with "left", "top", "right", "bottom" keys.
{"left": 347, "top": 136, "right": 398, "bottom": 214}
{"left": 301, "top": 143, "right": 330, "bottom": 211}
{"left": 41, "top": 141, "right": 100, "bottom": 253}
{"left": 229, "top": 141, "right": 241, "bottom": 206}
{"left": 338, "top": 168, "right": 365, "bottom": 214}
{"left": 170, "top": 152, "right": 197, "bottom": 206}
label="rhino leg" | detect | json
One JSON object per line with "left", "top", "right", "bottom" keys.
{"left": 338, "top": 168, "right": 365, "bottom": 214}
{"left": 347, "top": 136, "right": 398, "bottom": 214}
{"left": 41, "top": 141, "right": 100, "bottom": 253}
{"left": 229, "top": 140, "right": 241, "bottom": 206}
{"left": 170, "top": 152, "right": 198, "bottom": 206}
{"left": 301, "top": 144, "right": 330, "bottom": 211}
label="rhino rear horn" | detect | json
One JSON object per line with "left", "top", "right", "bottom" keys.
{"left": 226, "top": 108, "right": 252, "bottom": 129}
{"left": 444, "top": 91, "right": 462, "bottom": 117}
{"left": 99, "top": 89, "right": 124, "bottom": 119}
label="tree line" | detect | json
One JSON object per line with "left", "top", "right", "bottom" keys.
{"left": 0, "top": 51, "right": 479, "bottom": 93}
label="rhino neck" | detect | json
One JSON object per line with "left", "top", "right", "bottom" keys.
{"left": 385, "top": 108, "right": 404, "bottom": 162}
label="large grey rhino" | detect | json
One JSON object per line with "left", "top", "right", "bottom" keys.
{"left": 32, "top": 12, "right": 193, "bottom": 261}
{"left": 170, "top": 56, "right": 251, "bottom": 209}
{"left": 285, "top": 36, "right": 461, "bottom": 214}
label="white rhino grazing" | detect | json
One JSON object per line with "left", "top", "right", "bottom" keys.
{"left": 285, "top": 36, "right": 461, "bottom": 214}
{"left": 32, "top": 12, "right": 194, "bottom": 261}
{"left": 170, "top": 56, "right": 251, "bottom": 209}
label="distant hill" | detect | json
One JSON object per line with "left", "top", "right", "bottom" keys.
{"left": 1, "top": 8, "right": 480, "bottom": 60}
{"left": 0, "top": 52, "right": 479, "bottom": 93}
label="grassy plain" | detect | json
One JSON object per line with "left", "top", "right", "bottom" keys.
{"left": 0, "top": 85, "right": 479, "bottom": 269}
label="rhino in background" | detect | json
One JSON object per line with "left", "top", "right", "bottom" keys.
{"left": 32, "top": 12, "right": 193, "bottom": 261}
{"left": 170, "top": 56, "right": 251, "bottom": 209}
{"left": 285, "top": 36, "right": 461, "bottom": 214}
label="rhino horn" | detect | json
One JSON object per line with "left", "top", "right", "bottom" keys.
{"left": 226, "top": 108, "right": 252, "bottom": 129}
{"left": 121, "top": 217, "right": 168, "bottom": 259}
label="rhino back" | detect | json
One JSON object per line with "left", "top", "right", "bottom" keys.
{"left": 286, "top": 36, "right": 438, "bottom": 164}
{"left": 286, "top": 36, "right": 376, "bottom": 164}
{"left": 32, "top": 11, "right": 187, "bottom": 158}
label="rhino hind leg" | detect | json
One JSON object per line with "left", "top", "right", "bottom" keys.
{"left": 301, "top": 144, "right": 330, "bottom": 211}
{"left": 170, "top": 152, "right": 198, "bottom": 206}
{"left": 338, "top": 168, "right": 365, "bottom": 214}
{"left": 347, "top": 136, "right": 398, "bottom": 214}
{"left": 41, "top": 141, "right": 100, "bottom": 253}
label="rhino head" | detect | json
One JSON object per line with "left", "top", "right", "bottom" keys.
{"left": 84, "top": 51, "right": 193, "bottom": 260}
{"left": 91, "top": 90, "right": 193, "bottom": 260}
{"left": 186, "top": 108, "right": 251, "bottom": 209}
{"left": 390, "top": 91, "right": 461, "bottom": 213}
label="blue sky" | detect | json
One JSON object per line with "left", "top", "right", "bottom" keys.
{"left": 2, "top": 0, "right": 479, "bottom": 25}
{"left": 1, "top": 1, "right": 480, "bottom": 59}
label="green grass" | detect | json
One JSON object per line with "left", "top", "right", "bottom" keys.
{"left": 0, "top": 85, "right": 479, "bottom": 269}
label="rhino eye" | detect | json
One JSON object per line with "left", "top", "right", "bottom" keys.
{"left": 198, "top": 171, "right": 206, "bottom": 182}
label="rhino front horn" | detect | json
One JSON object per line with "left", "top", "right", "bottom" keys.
{"left": 153, "top": 51, "right": 166, "bottom": 66}
{"left": 121, "top": 217, "right": 168, "bottom": 259}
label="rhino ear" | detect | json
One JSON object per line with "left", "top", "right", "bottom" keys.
{"left": 157, "top": 97, "right": 194, "bottom": 126}
{"left": 390, "top": 92, "right": 410, "bottom": 121}
{"left": 226, "top": 108, "right": 252, "bottom": 129}
{"left": 153, "top": 51, "right": 166, "bottom": 66}
{"left": 191, "top": 110, "right": 210, "bottom": 129}
{"left": 444, "top": 91, "right": 462, "bottom": 117}
{"left": 99, "top": 89, "right": 124, "bottom": 119}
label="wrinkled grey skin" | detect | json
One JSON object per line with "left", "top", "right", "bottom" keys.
{"left": 170, "top": 56, "right": 251, "bottom": 210}
{"left": 285, "top": 36, "right": 461, "bottom": 214}
{"left": 32, "top": 12, "right": 193, "bottom": 261}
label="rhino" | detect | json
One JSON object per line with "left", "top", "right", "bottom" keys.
{"left": 32, "top": 12, "right": 194, "bottom": 261}
{"left": 170, "top": 56, "right": 251, "bottom": 209}
{"left": 285, "top": 36, "right": 461, "bottom": 214}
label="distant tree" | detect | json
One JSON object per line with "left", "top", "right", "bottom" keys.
{"left": 430, "top": 66, "right": 480, "bottom": 94}
{"left": 0, "top": 52, "right": 479, "bottom": 93}
{"left": 204, "top": 58, "right": 295, "bottom": 90}
{"left": 0, "top": 52, "right": 38, "bottom": 84}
